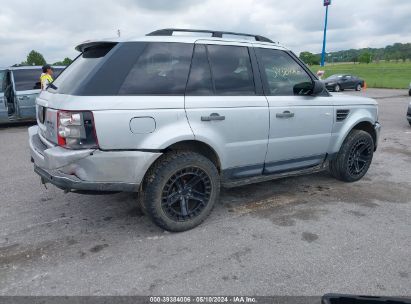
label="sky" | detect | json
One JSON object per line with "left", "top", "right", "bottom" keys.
{"left": 0, "top": 0, "right": 411, "bottom": 66}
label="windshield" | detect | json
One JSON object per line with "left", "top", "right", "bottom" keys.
{"left": 13, "top": 68, "right": 42, "bottom": 91}
{"left": 0, "top": 70, "right": 5, "bottom": 93}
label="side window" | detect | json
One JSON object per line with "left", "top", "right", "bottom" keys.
{"left": 12, "top": 69, "right": 43, "bottom": 91}
{"left": 186, "top": 44, "right": 213, "bottom": 95}
{"left": 257, "top": 48, "right": 313, "bottom": 96}
{"left": 207, "top": 45, "right": 255, "bottom": 95}
{"left": 119, "top": 42, "right": 193, "bottom": 95}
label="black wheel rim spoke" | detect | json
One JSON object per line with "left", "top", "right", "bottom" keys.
{"left": 185, "top": 174, "right": 203, "bottom": 188}
{"left": 348, "top": 139, "right": 372, "bottom": 176}
{"left": 161, "top": 167, "right": 211, "bottom": 222}
{"left": 179, "top": 197, "right": 189, "bottom": 217}
{"left": 167, "top": 192, "right": 180, "bottom": 206}
{"left": 190, "top": 190, "right": 207, "bottom": 205}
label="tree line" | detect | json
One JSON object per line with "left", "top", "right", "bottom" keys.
{"left": 13, "top": 50, "right": 73, "bottom": 67}
{"left": 299, "top": 42, "right": 411, "bottom": 65}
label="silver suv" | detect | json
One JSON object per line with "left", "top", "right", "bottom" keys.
{"left": 29, "top": 29, "right": 381, "bottom": 231}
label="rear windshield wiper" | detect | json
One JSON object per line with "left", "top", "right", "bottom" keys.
{"left": 47, "top": 83, "right": 58, "bottom": 90}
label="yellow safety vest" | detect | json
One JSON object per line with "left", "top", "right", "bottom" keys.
{"left": 40, "top": 74, "right": 53, "bottom": 89}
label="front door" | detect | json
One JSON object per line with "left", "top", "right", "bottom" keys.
{"left": 185, "top": 41, "right": 269, "bottom": 180}
{"left": 254, "top": 47, "right": 334, "bottom": 174}
{"left": 11, "top": 69, "right": 41, "bottom": 119}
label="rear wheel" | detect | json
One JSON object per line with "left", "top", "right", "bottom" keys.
{"left": 139, "top": 151, "right": 220, "bottom": 232}
{"left": 355, "top": 83, "right": 362, "bottom": 91}
{"left": 329, "top": 130, "right": 374, "bottom": 182}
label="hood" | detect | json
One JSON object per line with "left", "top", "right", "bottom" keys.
{"left": 330, "top": 93, "right": 378, "bottom": 106}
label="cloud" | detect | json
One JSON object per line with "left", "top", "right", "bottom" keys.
{"left": 126, "top": 0, "right": 203, "bottom": 11}
{"left": 0, "top": 0, "right": 410, "bottom": 66}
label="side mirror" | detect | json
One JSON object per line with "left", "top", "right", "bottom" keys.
{"left": 294, "top": 80, "right": 326, "bottom": 96}
{"left": 311, "top": 80, "right": 326, "bottom": 96}
{"left": 293, "top": 81, "right": 315, "bottom": 96}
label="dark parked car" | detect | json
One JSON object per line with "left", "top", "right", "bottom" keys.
{"left": 323, "top": 74, "right": 364, "bottom": 92}
{"left": 407, "top": 101, "right": 411, "bottom": 126}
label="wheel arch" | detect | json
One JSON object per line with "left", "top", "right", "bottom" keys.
{"left": 164, "top": 140, "right": 222, "bottom": 172}
{"left": 331, "top": 118, "right": 377, "bottom": 155}
{"left": 138, "top": 139, "right": 222, "bottom": 195}
{"left": 352, "top": 121, "right": 377, "bottom": 148}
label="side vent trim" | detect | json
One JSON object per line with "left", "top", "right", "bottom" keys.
{"left": 336, "top": 109, "right": 350, "bottom": 122}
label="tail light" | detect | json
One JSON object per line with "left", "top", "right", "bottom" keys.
{"left": 57, "top": 110, "right": 99, "bottom": 149}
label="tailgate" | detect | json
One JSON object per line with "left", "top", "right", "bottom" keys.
{"left": 36, "top": 97, "right": 58, "bottom": 144}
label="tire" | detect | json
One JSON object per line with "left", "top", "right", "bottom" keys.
{"left": 355, "top": 83, "right": 362, "bottom": 91}
{"left": 334, "top": 84, "right": 341, "bottom": 92}
{"left": 138, "top": 151, "right": 220, "bottom": 232}
{"left": 329, "top": 130, "right": 374, "bottom": 182}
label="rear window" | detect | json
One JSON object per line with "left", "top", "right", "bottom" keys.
{"left": 13, "top": 69, "right": 42, "bottom": 91}
{"left": 48, "top": 44, "right": 115, "bottom": 95}
{"left": 53, "top": 68, "right": 64, "bottom": 78}
{"left": 48, "top": 42, "right": 194, "bottom": 96}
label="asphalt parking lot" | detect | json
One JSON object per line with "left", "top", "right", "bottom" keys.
{"left": 0, "top": 88, "right": 410, "bottom": 296}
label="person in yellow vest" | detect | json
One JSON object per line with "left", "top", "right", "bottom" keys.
{"left": 40, "top": 65, "right": 54, "bottom": 90}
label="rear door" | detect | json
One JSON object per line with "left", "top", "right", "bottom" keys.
{"left": 255, "top": 47, "right": 333, "bottom": 174}
{"left": 185, "top": 41, "right": 269, "bottom": 180}
{"left": 12, "top": 68, "right": 41, "bottom": 119}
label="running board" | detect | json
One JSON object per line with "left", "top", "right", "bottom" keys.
{"left": 221, "top": 163, "right": 327, "bottom": 188}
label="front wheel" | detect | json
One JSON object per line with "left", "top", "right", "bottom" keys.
{"left": 355, "top": 83, "right": 362, "bottom": 91}
{"left": 334, "top": 84, "right": 341, "bottom": 92}
{"left": 139, "top": 151, "right": 220, "bottom": 232}
{"left": 329, "top": 130, "right": 374, "bottom": 182}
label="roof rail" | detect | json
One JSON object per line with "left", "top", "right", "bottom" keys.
{"left": 146, "top": 28, "right": 274, "bottom": 43}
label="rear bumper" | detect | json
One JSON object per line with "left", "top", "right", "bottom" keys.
{"left": 29, "top": 126, "right": 162, "bottom": 192}
{"left": 34, "top": 165, "right": 137, "bottom": 192}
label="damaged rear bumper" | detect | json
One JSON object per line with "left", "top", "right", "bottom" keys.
{"left": 34, "top": 165, "right": 137, "bottom": 192}
{"left": 28, "top": 126, "right": 162, "bottom": 193}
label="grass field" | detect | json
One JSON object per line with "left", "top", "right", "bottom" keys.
{"left": 309, "top": 62, "right": 411, "bottom": 89}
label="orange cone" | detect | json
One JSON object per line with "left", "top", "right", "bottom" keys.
{"left": 364, "top": 82, "right": 367, "bottom": 92}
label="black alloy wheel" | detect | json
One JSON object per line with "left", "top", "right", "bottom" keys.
{"left": 139, "top": 151, "right": 220, "bottom": 232}
{"left": 329, "top": 130, "right": 374, "bottom": 182}
{"left": 347, "top": 138, "right": 373, "bottom": 178}
{"left": 161, "top": 167, "right": 212, "bottom": 222}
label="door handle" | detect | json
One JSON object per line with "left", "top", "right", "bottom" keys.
{"left": 201, "top": 113, "right": 225, "bottom": 121}
{"left": 276, "top": 111, "right": 295, "bottom": 119}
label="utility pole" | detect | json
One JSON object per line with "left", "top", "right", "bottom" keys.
{"left": 117, "top": 29, "right": 121, "bottom": 37}
{"left": 321, "top": 0, "right": 332, "bottom": 67}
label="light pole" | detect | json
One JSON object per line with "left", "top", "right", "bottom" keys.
{"left": 321, "top": 0, "right": 331, "bottom": 67}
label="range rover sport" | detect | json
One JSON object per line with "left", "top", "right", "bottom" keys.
{"left": 29, "top": 29, "right": 381, "bottom": 231}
